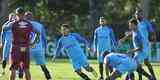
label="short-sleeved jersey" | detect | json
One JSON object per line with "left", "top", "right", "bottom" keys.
{"left": 12, "top": 20, "right": 33, "bottom": 47}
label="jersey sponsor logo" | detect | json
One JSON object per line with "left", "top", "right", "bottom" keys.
{"left": 18, "top": 21, "right": 28, "bottom": 28}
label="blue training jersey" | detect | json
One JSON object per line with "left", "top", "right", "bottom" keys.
{"left": 138, "top": 19, "right": 154, "bottom": 43}
{"left": 30, "top": 21, "right": 47, "bottom": 51}
{"left": 132, "top": 30, "right": 149, "bottom": 55}
{"left": 93, "top": 26, "right": 117, "bottom": 53}
{"left": 104, "top": 53, "right": 131, "bottom": 67}
{"left": 55, "top": 33, "right": 88, "bottom": 60}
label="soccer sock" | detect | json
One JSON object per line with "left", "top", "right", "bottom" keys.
{"left": 125, "top": 73, "right": 135, "bottom": 80}
{"left": 145, "top": 61, "right": 156, "bottom": 79}
{"left": 137, "top": 67, "right": 151, "bottom": 79}
{"left": 99, "top": 63, "right": 103, "bottom": 78}
{"left": 41, "top": 65, "right": 52, "bottom": 79}
{"left": 18, "top": 67, "right": 24, "bottom": 79}
{"left": 76, "top": 71, "right": 91, "bottom": 80}
{"left": 2, "top": 60, "right": 7, "bottom": 69}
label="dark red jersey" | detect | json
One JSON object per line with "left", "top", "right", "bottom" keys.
{"left": 12, "top": 20, "right": 33, "bottom": 47}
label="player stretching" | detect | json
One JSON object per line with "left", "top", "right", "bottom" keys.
{"left": 103, "top": 50, "right": 155, "bottom": 80}
{"left": 9, "top": 7, "right": 39, "bottom": 80}
{"left": 53, "top": 24, "right": 97, "bottom": 80}
{"left": 0, "top": 13, "right": 16, "bottom": 75}
{"left": 134, "top": 9, "right": 156, "bottom": 80}
{"left": 24, "top": 11, "right": 52, "bottom": 80}
{"left": 93, "top": 16, "right": 117, "bottom": 80}
{"left": 123, "top": 19, "right": 156, "bottom": 80}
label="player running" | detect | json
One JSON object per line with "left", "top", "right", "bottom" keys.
{"left": 93, "top": 16, "right": 117, "bottom": 80}
{"left": 134, "top": 9, "right": 156, "bottom": 80}
{"left": 0, "top": 13, "right": 16, "bottom": 75}
{"left": 103, "top": 50, "right": 155, "bottom": 80}
{"left": 9, "top": 7, "right": 39, "bottom": 80}
{"left": 24, "top": 11, "right": 52, "bottom": 80}
{"left": 53, "top": 24, "right": 97, "bottom": 80}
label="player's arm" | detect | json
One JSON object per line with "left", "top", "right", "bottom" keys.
{"left": 52, "top": 39, "right": 62, "bottom": 61}
{"left": 104, "top": 58, "right": 110, "bottom": 79}
{"left": 72, "top": 33, "right": 91, "bottom": 51}
{"left": 41, "top": 26, "right": 47, "bottom": 52}
{"left": 110, "top": 28, "right": 118, "bottom": 51}
{"left": 146, "top": 20, "right": 156, "bottom": 42}
{"left": 127, "top": 36, "right": 143, "bottom": 54}
{"left": 0, "top": 24, "right": 6, "bottom": 47}
{"left": 93, "top": 30, "right": 97, "bottom": 53}
{"left": 119, "top": 31, "right": 132, "bottom": 44}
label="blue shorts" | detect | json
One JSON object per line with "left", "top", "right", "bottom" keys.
{"left": 30, "top": 49, "right": 45, "bottom": 65}
{"left": 2, "top": 43, "right": 11, "bottom": 61}
{"left": 116, "top": 59, "right": 137, "bottom": 75}
{"left": 72, "top": 56, "right": 89, "bottom": 71}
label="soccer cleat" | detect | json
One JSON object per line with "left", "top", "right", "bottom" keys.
{"left": 98, "top": 77, "right": 104, "bottom": 80}
{"left": 19, "top": 72, "right": 23, "bottom": 79}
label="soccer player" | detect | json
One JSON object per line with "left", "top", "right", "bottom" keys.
{"left": 53, "top": 24, "right": 97, "bottom": 80}
{"left": 93, "top": 16, "right": 117, "bottom": 80}
{"left": 134, "top": 9, "right": 156, "bottom": 80}
{"left": 9, "top": 7, "right": 38, "bottom": 80}
{"left": 124, "top": 18, "right": 156, "bottom": 80}
{"left": 103, "top": 50, "right": 155, "bottom": 80}
{"left": 24, "top": 11, "right": 52, "bottom": 80}
{"left": 0, "top": 13, "right": 16, "bottom": 75}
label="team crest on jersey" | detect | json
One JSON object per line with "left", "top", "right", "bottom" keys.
{"left": 18, "top": 21, "right": 28, "bottom": 28}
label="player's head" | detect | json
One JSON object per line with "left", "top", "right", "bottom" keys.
{"left": 8, "top": 13, "right": 16, "bottom": 22}
{"left": 24, "top": 11, "right": 33, "bottom": 20}
{"left": 99, "top": 16, "right": 107, "bottom": 26}
{"left": 128, "top": 18, "right": 138, "bottom": 30}
{"left": 103, "top": 50, "right": 110, "bottom": 59}
{"left": 15, "top": 7, "right": 25, "bottom": 20}
{"left": 134, "top": 9, "right": 144, "bottom": 20}
{"left": 61, "top": 24, "right": 70, "bottom": 36}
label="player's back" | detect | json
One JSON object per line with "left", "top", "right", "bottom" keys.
{"left": 12, "top": 19, "right": 32, "bottom": 47}
{"left": 138, "top": 19, "right": 151, "bottom": 42}
{"left": 104, "top": 53, "right": 130, "bottom": 67}
{"left": 30, "top": 21, "right": 45, "bottom": 49}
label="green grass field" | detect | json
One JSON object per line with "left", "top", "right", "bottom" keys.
{"left": 0, "top": 59, "right": 160, "bottom": 80}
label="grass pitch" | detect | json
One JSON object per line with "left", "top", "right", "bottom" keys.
{"left": 0, "top": 59, "right": 160, "bottom": 80}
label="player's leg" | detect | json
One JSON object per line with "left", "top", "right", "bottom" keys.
{"left": 32, "top": 51, "right": 52, "bottom": 80}
{"left": 144, "top": 58, "right": 156, "bottom": 80}
{"left": 2, "top": 59, "right": 7, "bottom": 74}
{"left": 106, "top": 70, "right": 121, "bottom": 80}
{"left": 40, "top": 64, "right": 52, "bottom": 80}
{"left": 2, "top": 44, "right": 10, "bottom": 74}
{"left": 24, "top": 68, "right": 31, "bottom": 80}
{"left": 9, "top": 64, "right": 16, "bottom": 80}
{"left": 136, "top": 64, "right": 154, "bottom": 80}
{"left": 18, "top": 66, "right": 24, "bottom": 79}
{"left": 83, "top": 64, "right": 98, "bottom": 78}
{"left": 75, "top": 70, "right": 91, "bottom": 80}
{"left": 125, "top": 72, "right": 135, "bottom": 80}
{"left": 98, "top": 54, "right": 104, "bottom": 80}
{"left": 22, "top": 48, "right": 31, "bottom": 80}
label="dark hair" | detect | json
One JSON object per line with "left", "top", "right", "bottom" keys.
{"left": 103, "top": 50, "right": 110, "bottom": 59}
{"left": 61, "top": 24, "right": 70, "bottom": 28}
{"left": 129, "top": 18, "right": 138, "bottom": 25}
{"left": 15, "top": 7, "right": 25, "bottom": 14}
